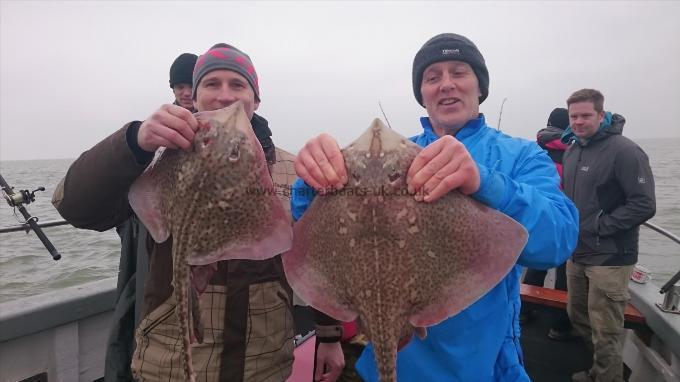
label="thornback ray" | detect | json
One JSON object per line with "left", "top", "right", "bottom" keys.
{"left": 128, "top": 102, "right": 293, "bottom": 265}
{"left": 282, "top": 118, "right": 528, "bottom": 382}
{"left": 128, "top": 101, "right": 293, "bottom": 381}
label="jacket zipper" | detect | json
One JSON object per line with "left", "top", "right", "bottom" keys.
{"left": 571, "top": 146, "right": 581, "bottom": 203}
{"left": 574, "top": 144, "right": 601, "bottom": 246}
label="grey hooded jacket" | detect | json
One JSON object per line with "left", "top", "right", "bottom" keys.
{"left": 562, "top": 113, "right": 656, "bottom": 266}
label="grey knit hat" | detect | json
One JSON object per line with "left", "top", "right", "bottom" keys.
{"left": 412, "top": 33, "right": 489, "bottom": 106}
{"left": 192, "top": 43, "right": 260, "bottom": 101}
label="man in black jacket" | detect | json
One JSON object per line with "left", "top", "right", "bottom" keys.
{"left": 562, "top": 88, "right": 656, "bottom": 382}
{"left": 96, "top": 52, "right": 199, "bottom": 382}
{"left": 169, "top": 53, "right": 197, "bottom": 111}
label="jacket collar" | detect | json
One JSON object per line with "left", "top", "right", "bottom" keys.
{"left": 419, "top": 114, "right": 487, "bottom": 145}
{"left": 561, "top": 112, "right": 625, "bottom": 147}
{"left": 251, "top": 113, "right": 276, "bottom": 165}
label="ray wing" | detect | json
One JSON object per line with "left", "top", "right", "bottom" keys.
{"left": 128, "top": 148, "right": 175, "bottom": 243}
{"left": 282, "top": 194, "right": 359, "bottom": 322}
{"left": 406, "top": 192, "right": 528, "bottom": 327}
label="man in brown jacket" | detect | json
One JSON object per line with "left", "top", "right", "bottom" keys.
{"left": 53, "top": 43, "right": 300, "bottom": 382}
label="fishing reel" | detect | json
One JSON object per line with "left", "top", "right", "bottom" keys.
{"left": 2, "top": 185, "right": 45, "bottom": 208}
{"left": 0, "top": 173, "right": 61, "bottom": 260}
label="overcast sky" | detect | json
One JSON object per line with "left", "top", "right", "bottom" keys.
{"left": 1, "top": 1, "right": 678, "bottom": 161}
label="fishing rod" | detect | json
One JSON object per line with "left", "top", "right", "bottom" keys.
{"left": 378, "top": 101, "right": 393, "bottom": 129}
{"left": 497, "top": 97, "right": 508, "bottom": 132}
{"left": 0, "top": 173, "right": 61, "bottom": 260}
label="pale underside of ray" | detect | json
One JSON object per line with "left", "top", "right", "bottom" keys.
{"left": 283, "top": 118, "right": 528, "bottom": 381}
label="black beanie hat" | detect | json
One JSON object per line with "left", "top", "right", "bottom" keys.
{"left": 169, "top": 53, "right": 198, "bottom": 88}
{"left": 547, "top": 107, "right": 569, "bottom": 130}
{"left": 412, "top": 33, "right": 489, "bottom": 106}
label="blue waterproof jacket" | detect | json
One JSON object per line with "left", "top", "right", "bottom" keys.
{"left": 291, "top": 115, "right": 579, "bottom": 381}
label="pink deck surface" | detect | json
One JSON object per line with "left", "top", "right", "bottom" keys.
{"left": 287, "top": 335, "right": 315, "bottom": 381}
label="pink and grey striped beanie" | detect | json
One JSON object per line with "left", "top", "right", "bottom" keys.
{"left": 192, "top": 43, "right": 260, "bottom": 102}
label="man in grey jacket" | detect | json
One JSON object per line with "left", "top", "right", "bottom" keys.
{"left": 562, "top": 88, "right": 656, "bottom": 382}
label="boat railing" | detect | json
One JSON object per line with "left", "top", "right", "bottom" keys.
{"left": 1, "top": 219, "right": 679, "bottom": 294}
{"left": 0, "top": 218, "right": 70, "bottom": 233}
{"left": 642, "top": 221, "right": 680, "bottom": 294}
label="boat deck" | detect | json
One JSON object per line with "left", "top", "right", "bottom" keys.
{"left": 520, "top": 284, "right": 649, "bottom": 382}
{"left": 293, "top": 301, "right": 635, "bottom": 382}
{"left": 294, "top": 303, "right": 614, "bottom": 382}
{"left": 521, "top": 303, "right": 594, "bottom": 382}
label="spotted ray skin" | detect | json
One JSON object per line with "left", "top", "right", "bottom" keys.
{"left": 283, "top": 119, "right": 528, "bottom": 382}
{"left": 129, "top": 102, "right": 293, "bottom": 381}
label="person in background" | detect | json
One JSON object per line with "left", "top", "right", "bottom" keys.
{"left": 562, "top": 88, "right": 656, "bottom": 382}
{"left": 292, "top": 33, "right": 579, "bottom": 381}
{"left": 521, "top": 107, "right": 575, "bottom": 341}
{"left": 538, "top": 108, "right": 570, "bottom": 180}
{"left": 53, "top": 43, "right": 301, "bottom": 381}
{"left": 169, "top": 53, "right": 198, "bottom": 111}
{"left": 52, "top": 51, "right": 199, "bottom": 382}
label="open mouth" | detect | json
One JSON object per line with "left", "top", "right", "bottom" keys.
{"left": 439, "top": 98, "right": 460, "bottom": 106}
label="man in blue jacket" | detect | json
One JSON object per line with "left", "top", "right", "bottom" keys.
{"left": 292, "top": 33, "right": 579, "bottom": 381}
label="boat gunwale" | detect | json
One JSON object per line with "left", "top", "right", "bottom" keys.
{"left": 0, "top": 277, "right": 117, "bottom": 342}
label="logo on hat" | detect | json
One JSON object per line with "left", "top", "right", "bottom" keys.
{"left": 442, "top": 48, "right": 460, "bottom": 55}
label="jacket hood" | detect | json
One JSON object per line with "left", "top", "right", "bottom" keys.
{"left": 587, "top": 112, "right": 625, "bottom": 144}
{"left": 537, "top": 125, "right": 566, "bottom": 148}
{"left": 560, "top": 112, "right": 625, "bottom": 145}
{"left": 603, "top": 113, "right": 625, "bottom": 135}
